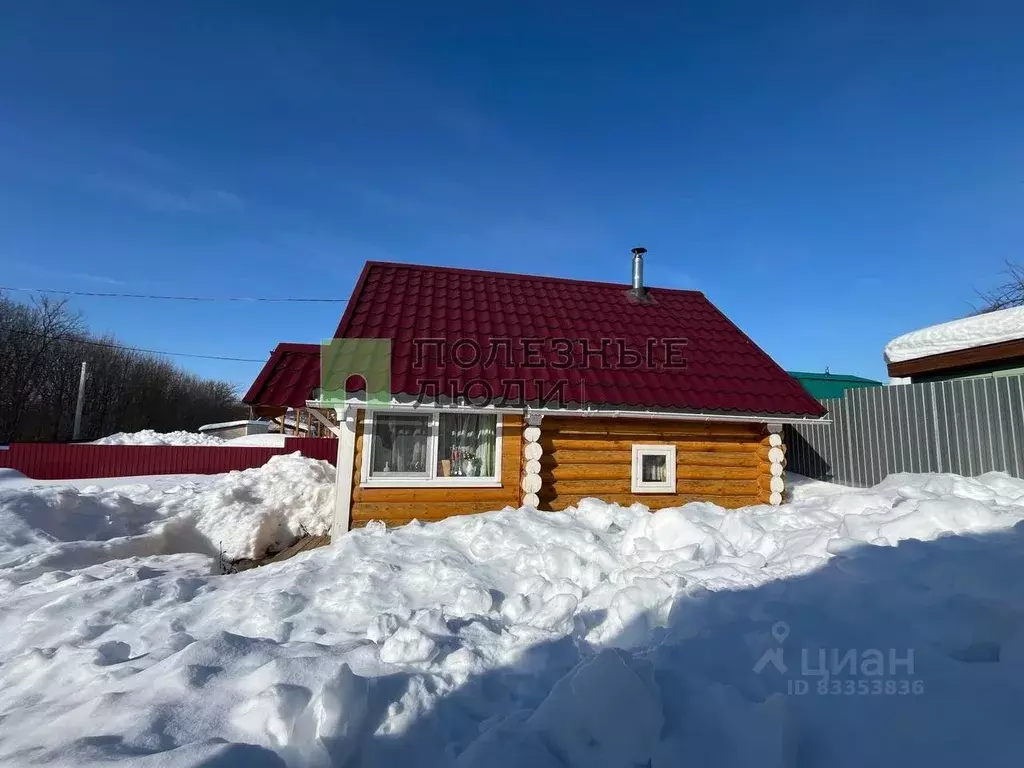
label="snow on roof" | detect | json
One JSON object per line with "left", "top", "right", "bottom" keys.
{"left": 885, "top": 305, "right": 1024, "bottom": 364}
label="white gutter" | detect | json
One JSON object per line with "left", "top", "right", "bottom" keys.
{"left": 305, "top": 399, "right": 525, "bottom": 414}
{"left": 523, "top": 406, "right": 830, "bottom": 426}
{"left": 307, "top": 399, "right": 830, "bottom": 425}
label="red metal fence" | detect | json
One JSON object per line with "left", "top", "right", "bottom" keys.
{"left": 0, "top": 438, "right": 340, "bottom": 480}
{"left": 281, "top": 437, "right": 339, "bottom": 464}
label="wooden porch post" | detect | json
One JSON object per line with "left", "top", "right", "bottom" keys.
{"left": 331, "top": 406, "right": 358, "bottom": 542}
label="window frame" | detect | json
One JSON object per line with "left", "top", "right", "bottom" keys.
{"left": 631, "top": 444, "right": 677, "bottom": 494}
{"left": 361, "top": 409, "right": 503, "bottom": 488}
{"left": 363, "top": 412, "right": 433, "bottom": 481}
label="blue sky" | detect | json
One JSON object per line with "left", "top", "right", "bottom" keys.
{"left": 1, "top": 1, "right": 1022, "bottom": 390}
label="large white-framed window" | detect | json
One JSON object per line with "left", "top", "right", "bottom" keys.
{"left": 361, "top": 410, "right": 502, "bottom": 488}
{"left": 631, "top": 444, "right": 676, "bottom": 494}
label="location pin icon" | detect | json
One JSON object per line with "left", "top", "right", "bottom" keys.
{"left": 772, "top": 621, "right": 790, "bottom": 644}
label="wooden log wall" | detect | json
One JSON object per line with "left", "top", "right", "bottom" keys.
{"left": 349, "top": 412, "right": 523, "bottom": 528}
{"left": 538, "top": 417, "right": 772, "bottom": 510}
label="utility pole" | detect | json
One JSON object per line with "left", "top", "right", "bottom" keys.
{"left": 72, "top": 361, "right": 87, "bottom": 441}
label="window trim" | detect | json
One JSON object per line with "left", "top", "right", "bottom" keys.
{"left": 631, "top": 444, "right": 677, "bottom": 494}
{"left": 361, "top": 410, "right": 503, "bottom": 488}
{"left": 363, "top": 412, "right": 433, "bottom": 482}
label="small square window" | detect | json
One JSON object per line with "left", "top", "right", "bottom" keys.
{"left": 631, "top": 444, "right": 676, "bottom": 494}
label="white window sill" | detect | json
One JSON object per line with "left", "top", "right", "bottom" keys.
{"left": 361, "top": 479, "right": 503, "bottom": 489}
{"left": 632, "top": 486, "right": 676, "bottom": 495}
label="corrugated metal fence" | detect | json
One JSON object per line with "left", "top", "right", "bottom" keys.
{"left": 0, "top": 437, "right": 340, "bottom": 480}
{"left": 785, "top": 375, "right": 1024, "bottom": 487}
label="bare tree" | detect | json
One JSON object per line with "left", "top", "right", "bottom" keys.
{"left": 977, "top": 262, "right": 1024, "bottom": 314}
{"left": 0, "top": 292, "right": 247, "bottom": 443}
{"left": 0, "top": 296, "right": 83, "bottom": 441}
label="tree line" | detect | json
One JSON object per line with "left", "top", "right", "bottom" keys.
{"left": 0, "top": 294, "right": 247, "bottom": 443}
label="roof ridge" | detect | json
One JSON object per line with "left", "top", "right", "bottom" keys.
{"left": 789, "top": 371, "right": 880, "bottom": 382}
{"left": 362, "top": 259, "right": 706, "bottom": 296}
{"left": 274, "top": 342, "right": 321, "bottom": 352}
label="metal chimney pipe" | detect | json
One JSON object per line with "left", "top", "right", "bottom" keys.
{"left": 631, "top": 247, "right": 647, "bottom": 296}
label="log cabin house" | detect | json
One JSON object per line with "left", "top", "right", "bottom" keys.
{"left": 244, "top": 252, "right": 827, "bottom": 538}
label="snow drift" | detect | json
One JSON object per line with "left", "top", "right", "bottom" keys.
{"left": 91, "top": 429, "right": 230, "bottom": 446}
{"left": 0, "top": 454, "right": 335, "bottom": 581}
{"left": 90, "top": 429, "right": 289, "bottom": 448}
{"left": 2, "top": 470, "right": 1024, "bottom": 765}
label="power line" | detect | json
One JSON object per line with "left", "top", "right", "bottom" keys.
{"left": 0, "top": 326, "right": 266, "bottom": 363}
{"left": 0, "top": 286, "right": 347, "bottom": 303}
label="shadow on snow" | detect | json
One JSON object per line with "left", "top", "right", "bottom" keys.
{"left": 197, "top": 523, "right": 1024, "bottom": 767}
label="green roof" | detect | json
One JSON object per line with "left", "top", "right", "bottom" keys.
{"left": 787, "top": 371, "right": 883, "bottom": 401}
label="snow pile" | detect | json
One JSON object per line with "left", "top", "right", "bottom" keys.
{"left": 885, "top": 304, "right": 1024, "bottom": 363}
{"left": 91, "top": 429, "right": 289, "bottom": 448}
{"left": 225, "top": 432, "right": 288, "bottom": 447}
{"left": 0, "top": 454, "right": 335, "bottom": 579}
{"left": 92, "top": 429, "right": 228, "bottom": 446}
{"left": 0, "top": 468, "right": 27, "bottom": 486}
{"left": 199, "top": 419, "right": 266, "bottom": 431}
{"left": 2, "top": 471, "right": 1024, "bottom": 765}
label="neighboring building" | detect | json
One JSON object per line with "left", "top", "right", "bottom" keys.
{"left": 244, "top": 254, "right": 827, "bottom": 536}
{"left": 787, "top": 371, "right": 883, "bottom": 400}
{"left": 198, "top": 420, "right": 270, "bottom": 440}
{"left": 885, "top": 305, "right": 1024, "bottom": 382}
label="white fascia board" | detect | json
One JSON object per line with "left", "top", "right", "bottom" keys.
{"left": 307, "top": 399, "right": 831, "bottom": 425}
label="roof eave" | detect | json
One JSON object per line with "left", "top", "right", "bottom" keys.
{"left": 305, "top": 396, "right": 830, "bottom": 425}
{"left": 242, "top": 342, "right": 321, "bottom": 407}
{"left": 887, "top": 337, "right": 1024, "bottom": 378}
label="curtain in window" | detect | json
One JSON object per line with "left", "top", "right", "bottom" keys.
{"left": 641, "top": 454, "right": 667, "bottom": 482}
{"left": 370, "top": 414, "right": 430, "bottom": 476}
{"left": 438, "top": 413, "right": 497, "bottom": 478}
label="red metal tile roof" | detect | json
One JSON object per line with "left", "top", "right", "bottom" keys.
{"left": 243, "top": 342, "right": 321, "bottom": 414}
{"left": 245, "top": 261, "right": 826, "bottom": 418}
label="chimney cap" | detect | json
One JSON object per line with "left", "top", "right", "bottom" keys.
{"left": 631, "top": 246, "right": 647, "bottom": 256}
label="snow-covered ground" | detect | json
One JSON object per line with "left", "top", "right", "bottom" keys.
{"left": 90, "top": 429, "right": 288, "bottom": 447}
{"left": 2, "top": 470, "right": 1024, "bottom": 765}
{"left": 0, "top": 455, "right": 334, "bottom": 582}
{"left": 885, "top": 304, "right": 1024, "bottom": 362}
{"left": 0, "top": 468, "right": 213, "bottom": 492}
